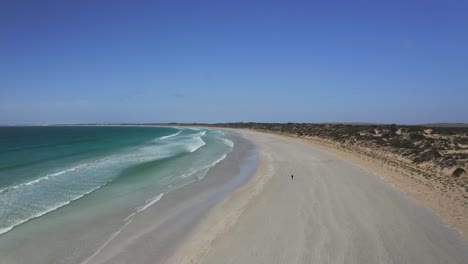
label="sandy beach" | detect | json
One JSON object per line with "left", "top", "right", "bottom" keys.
{"left": 167, "top": 129, "right": 468, "bottom": 264}
{"left": 3, "top": 128, "right": 466, "bottom": 264}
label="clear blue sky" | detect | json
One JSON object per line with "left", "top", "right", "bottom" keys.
{"left": 1, "top": 0, "right": 467, "bottom": 124}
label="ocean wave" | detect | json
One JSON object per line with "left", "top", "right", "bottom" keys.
{"left": 13, "top": 163, "right": 88, "bottom": 189}
{"left": 157, "top": 131, "right": 182, "bottom": 140}
{"left": 0, "top": 132, "right": 206, "bottom": 236}
{"left": 221, "top": 138, "right": 234, "bottom": 148}
{"left": 153, "top": 150, "right": 232, "bottom": 201}
{"left": 3, "top": 156, "right": 114, "bottom": 193}
{"left": 131, "top": 136, "right": 205, "bottom": 161}
{"left": 186, "top": 127, "right": 202, "bottom": 132}
{"left": 180, "top": 152, "right": 227, "bottom": 179}
{"left": 0, "top": 183, "right": 106, "bottom": 237}
{"left": 186, "top": 136, "right": 206, "bottom": 152}
{"left": 0, "top": 164, "right": 88, "bottom": 195}
{"left": 0, "top": 128, "right": 216, "bottom": 237}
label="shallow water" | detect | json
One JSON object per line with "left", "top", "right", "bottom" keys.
{"left": 0, "top": 126, "right": 232, "bottom": 237}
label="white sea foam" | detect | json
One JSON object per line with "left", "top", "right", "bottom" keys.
{"left": 136, "top": 193, "right": 164, "bottom": 213}
{"left": 197, "top": 153, "right": 228, "bottom": 179}
{"left": 120, "top": 193, "right": 165, "bottom": 231}
{"left": 12, "top": 165, "right": 83, "bottom": 189}
{"left": 180, "top": 153, "right": 228, "bottom": 179}
{"left": 157, "top": 131, "right": 182, "bottom": 140}
{"left": 157, "top": 151, "right": 230, "bottom": 196}
{"left": 221, "top": 138, "right": 234, "bottom": 148}
{"left": 8, "top": 157, "right": 111, "bottom": 191}
{"left": 186, "top": 136, "right": 206, "bottom": 152}
{"left": 0, "top": 226, "right": 14, "bottom": 236}
{"left": 135, "top": 131, "right": 206, "bottom": 160}
{"left": 123, "top": 212, "right": 136, "bottom": 222}
{"left": 0, "top": 184, "right": 105, "bottom": 237}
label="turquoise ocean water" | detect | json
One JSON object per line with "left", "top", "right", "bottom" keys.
{"left": 0, "top": 126, "right": 233, "bottom": 237}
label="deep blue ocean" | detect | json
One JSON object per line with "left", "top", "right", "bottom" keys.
{"left": 0, "top": 126, "right": 233, "bottom": 236}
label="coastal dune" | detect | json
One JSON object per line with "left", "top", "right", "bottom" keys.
{"left": 168, "top": 129, "right": 468, "bottom": 264}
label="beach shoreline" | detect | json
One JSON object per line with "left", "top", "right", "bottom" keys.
{"left": 0, "top": 129, "right": 258, "bottom": 264}
{"left": 2, "top": 128, "right": 466, "bottom": 263}
{"left": 77, "top": 130, "right": 259, "bottom": 264}
{"left": 166, "top": 128, "right": 467, "bottom": 264}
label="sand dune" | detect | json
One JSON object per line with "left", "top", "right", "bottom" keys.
{"left": 168, "top": 129, "right": 468, "bottom": 264}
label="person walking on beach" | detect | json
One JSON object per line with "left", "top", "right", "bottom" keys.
{"left": 291, "top": 174, "right": 294, "bottom": 180}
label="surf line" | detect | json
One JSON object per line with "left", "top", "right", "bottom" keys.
{"left": 80, "top": 218, "right": 134, "bottom": 264}
{"left": 80, "top": 193, "right": 165, "bottom": 264}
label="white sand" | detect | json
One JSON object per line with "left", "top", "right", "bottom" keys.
{"left": 167, "top": 129, "right": 468, "bottom": 264}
